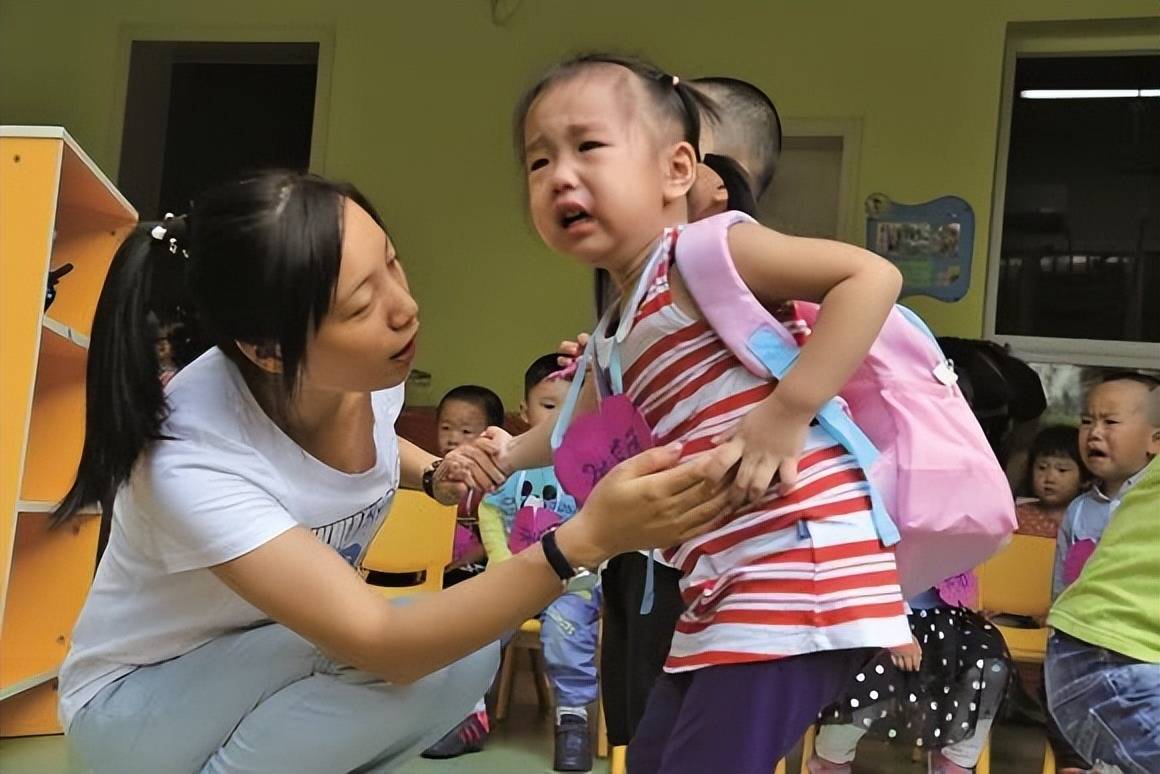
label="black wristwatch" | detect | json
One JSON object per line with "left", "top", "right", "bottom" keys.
{"left": 540, "top": 528, "right": 593, "bottom": 584}
{"left": 421, "top": 459, "right": 443, "bottom": 499}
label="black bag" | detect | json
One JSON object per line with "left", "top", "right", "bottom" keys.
{"left": 936, "top": 337, "right": 1047, "bottom": 453}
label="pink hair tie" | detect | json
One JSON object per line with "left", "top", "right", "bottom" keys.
{"left": 548, "top": 360, "right": 579, "bottom": 381}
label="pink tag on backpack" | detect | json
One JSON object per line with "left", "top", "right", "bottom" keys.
{"left": 508, "top": 505, "right": 563, "bottom": 554}
{"left": 554, "top": 394, "right": 654, "bottom": 504}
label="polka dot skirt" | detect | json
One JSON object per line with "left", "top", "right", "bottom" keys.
{"left": 819, "top": 606, "right": 1012, "bottom": 750}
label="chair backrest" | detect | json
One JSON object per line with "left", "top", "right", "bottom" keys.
{"left": 977, "top": 532, "right": 1056, "bottom": 617}
{"left": 363, "top": 490, "right": 456, "bottom": 594}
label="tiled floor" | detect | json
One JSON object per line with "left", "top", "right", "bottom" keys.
{"left": 0, "top": 677, "right": 1053, "bottom": 774}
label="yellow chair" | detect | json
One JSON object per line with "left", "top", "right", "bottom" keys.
{"left": 976, "top": 532, "right": 1056, "bottom": 662}
{"left": 610, "top": 745, "right": 627, "bottom": 774}
{"left": 495, "top": 618, "right": 554, "bottom": 719}
{"left": 363, "top": 489, "right": 456, "bottom": 598}
{"left": 975, "top": 531, "right": 1058, "bottom": 773}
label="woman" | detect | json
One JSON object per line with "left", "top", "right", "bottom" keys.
{"left": 54, "top": 171, "right": 727, "bottom": 773}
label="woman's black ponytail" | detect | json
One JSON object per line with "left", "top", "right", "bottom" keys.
{"left": 52, "top": 217, "right": 188, "bottom": 526}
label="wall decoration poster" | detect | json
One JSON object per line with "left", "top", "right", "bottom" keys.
{"left": 865, "top": 193, "right": 974, "bottom": 301}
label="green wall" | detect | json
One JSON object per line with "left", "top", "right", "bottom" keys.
{"left": 1, "top": 0, "right": 1153, "bottom": 406}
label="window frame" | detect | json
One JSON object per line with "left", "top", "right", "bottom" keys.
{"left": 983, "top": 20, "right": 1160, "bottom": 369}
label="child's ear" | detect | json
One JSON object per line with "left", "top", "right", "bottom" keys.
{"left": 519, "top": 400, "right": 529, "bottom": 426}
{"left": 662, "top": 141, "right": 698, "bottom": 202}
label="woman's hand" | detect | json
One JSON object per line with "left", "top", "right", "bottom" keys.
{"left": 703, "top": 393, "right": 811, "bottom": 508}
{"left": 890, "top": 635, "right": 922, "bottom": 672}
{"left": 554, "top": 442, "right": 731, "bottom": 568}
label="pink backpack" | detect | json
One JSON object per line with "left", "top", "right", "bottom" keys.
{"left": 674, "top": 211, "right": 1016, "bottom": 597}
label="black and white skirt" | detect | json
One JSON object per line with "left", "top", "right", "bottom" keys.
{"left": 819, "top": 606, "right": 1012, "bottom": 749}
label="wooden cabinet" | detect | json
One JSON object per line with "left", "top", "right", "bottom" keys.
{"left": 0, "top": 126, "right": 136, "bottom": 736}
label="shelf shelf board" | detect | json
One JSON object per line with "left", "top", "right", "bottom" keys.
{"left": 0, "top": 669, "right": 58, "bottom": 702}
{"left": 41, "top": 316, "right": 89, "bottom": 350}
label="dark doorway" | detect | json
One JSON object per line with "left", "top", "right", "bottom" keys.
{"left": 118, "top": 41, "right": 319, "bottom": 221}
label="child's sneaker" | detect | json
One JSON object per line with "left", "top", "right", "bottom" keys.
{"left": 553, "top": 713, "right": 592, "bottom": 772}
{"left": 420, "top": 709, "right": 490, "bottom": 759}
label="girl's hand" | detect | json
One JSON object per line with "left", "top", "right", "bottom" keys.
{"left": 890, "top": 635, "right": 922, "bottom": 672}
{"left": 554, "top": 442, "right": 732, "bottom": 568}
{"left": 703, "top": 394, "right": 811, "bottom": 508}
{"left": 478, "top": 426, "right": 514, "bottom": 474}
{"left": 440, "top": 438, "right": 508, "bottom": 499}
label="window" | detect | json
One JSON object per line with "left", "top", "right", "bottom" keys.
{"left": 986, "top": 27, "right": 1160, "bottom": 369}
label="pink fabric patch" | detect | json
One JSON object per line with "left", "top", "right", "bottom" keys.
{"left": 507, "top": 505, "right": 562, "bottom": 555}
{"left": 935, "top": 571, "right": 979, "bottom": 609}
{"left": 452, "top": 524, "right": 482, "bottom": 564}
{"left": 555, "top": 394, "right": 654, "bottom": 504}
{"left": 1063, "top": 539, "right": 1098, "bottom": 586}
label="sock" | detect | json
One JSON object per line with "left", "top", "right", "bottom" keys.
{"left": 557, "top": 705, "right": 588, "bottom": 724}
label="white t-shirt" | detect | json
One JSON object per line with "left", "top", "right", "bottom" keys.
{"left": 58, "top": 349, "right": 404, "bottom": 729}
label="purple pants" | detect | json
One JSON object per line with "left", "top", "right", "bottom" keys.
{"left": 628, "top": 648, "right": 875, "bottom": 774}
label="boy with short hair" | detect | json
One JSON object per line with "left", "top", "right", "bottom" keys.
{"left": 478, "top": 354, "right": 600, "bottom": 772}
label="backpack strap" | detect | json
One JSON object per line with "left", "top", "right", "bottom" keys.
{"left": 673, "top": 211, "right": 901, "bottom": 547}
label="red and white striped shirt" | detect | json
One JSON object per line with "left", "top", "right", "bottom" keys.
{"left": 599, "top": 241, "right": 910, "bottom": 673}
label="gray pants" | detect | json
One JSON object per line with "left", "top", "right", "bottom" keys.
{"left": 68, "top": 623, "right": 499, "bottom": 774}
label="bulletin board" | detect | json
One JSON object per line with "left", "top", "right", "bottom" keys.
{"left": 865, "top": 193, "right": 974, "bottom": 301}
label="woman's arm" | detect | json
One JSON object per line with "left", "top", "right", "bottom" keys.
{"left": 398, "top": 437, "right": 437, "bottom": 490}
{"left": 212, "top": 442, "right": 728, "bottom": 684}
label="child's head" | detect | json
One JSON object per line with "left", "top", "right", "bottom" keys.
{"left": 1079, "top": 372, "right": 1160, "bottom": 493}
{"left": 687, "top": 153, "right": 759, "bottom": 222}
{"left": 436, "top": 385, "right": 504, "bottom": 455}
{"left": 1025, "top": 425, "right": 1088, "bottom": 507}
{"left": 521, "top": 354, "right": 571, "bottom": 428}
{"left": 515, "top": 53, "right": 710, "bottom": 272}
{"left": 690, "top": 76, "right": 782, "bottom": 199}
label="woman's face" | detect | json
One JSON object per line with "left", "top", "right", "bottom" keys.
{"left": 299, "top": 199, "right": 420, "bottom": 394}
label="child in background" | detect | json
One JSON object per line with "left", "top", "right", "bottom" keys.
{"left": 809, "top": 581, "right": 1012, "bottom": 774}
{"left": 1047, "top": 454, "right": 1160, "bottom": 774}
{"left": 420, "top": 385, "right": 504, "bottom": 761}
{"left": 499, "top": 53, "right": 911, "bottom": 774}
{"left": 478, "top": 355, "right": 599, "bottom": 772}
{"left": 434, "top": 385, "right": 505, "bottom": 586}
{"left": 1015, "top": 425, "right": 1089, "bottom": 538}
{"left": 1053, "top": 372, "right": 1159, "bottom": 600}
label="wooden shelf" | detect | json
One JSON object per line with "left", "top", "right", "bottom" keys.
{"left": 1, "top": 126, "right": 130, "bottom": 737}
